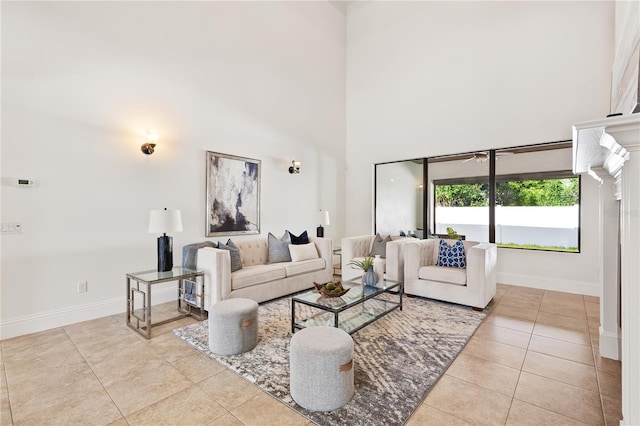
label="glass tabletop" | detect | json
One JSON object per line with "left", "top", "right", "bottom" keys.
{"left": 293, "top": 278, "right": 401, "bottom": 311}
{"left": 126, "top": 267, "right": 201, "bottom": 283}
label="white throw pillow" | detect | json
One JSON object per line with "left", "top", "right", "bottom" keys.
{"left": 289, "top": 243, "right": 319, "bottom": 262}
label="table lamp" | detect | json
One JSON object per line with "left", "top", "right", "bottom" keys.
{"left": 317, "top": 210, "right": 330, "bottom": 237}
{"left": 149, "top": 208, "right": 183, "bottom": 272}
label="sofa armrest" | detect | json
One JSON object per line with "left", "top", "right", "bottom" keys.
{"left": 466, "top": 243, "right": 497, "bottom": 300}
{"left": 196, "top": 247, "right": 232, "bottom": 310}
{"left": 341, "top": 235, "right": 375, "bottom": 280}
{"left": 309, "top": 236, "right": 333, "bottom": 276}
{"left": 403, "top": 241, "right": 422, "bottom": 283}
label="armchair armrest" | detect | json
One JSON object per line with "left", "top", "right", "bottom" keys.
{"left": 404, "top": 241, "right": 422, "bottom": 283}
{"left": 385, "top": 239, "right": 412, "bottom": 282}
{"left": 466, "top": 243, "right": 497, "bottom": 302}
{"left": 196, "top": 247, "right": 231, "bottom": 310}
{"left": 341, "top": 235, "right": 374, "bottom": 281}
{"left": 404, "top": 239, "right": 439, "bottom": 283}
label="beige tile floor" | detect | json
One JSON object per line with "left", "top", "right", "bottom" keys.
{"left": 0, "top": 284, "right": 622, "bottom": 425}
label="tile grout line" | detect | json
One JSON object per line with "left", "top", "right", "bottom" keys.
{"left": 587, "top": 297, "right": 609, "bottom": 426}
{"left": 502, "top": 295, "right": 537, "bottom": 425}
{"left": 62, "top": 326, "right": 131, "bottom": 425}
{"left": 0, "top": 347, "right": 14, "bottom": 426}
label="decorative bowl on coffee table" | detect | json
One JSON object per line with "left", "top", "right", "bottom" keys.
{"left": 314, "top": 281, "right": 350, "bottom": 298}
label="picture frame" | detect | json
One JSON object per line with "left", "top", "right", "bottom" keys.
{"left": 206, "top": 151, "right": 261, "bottom": 237}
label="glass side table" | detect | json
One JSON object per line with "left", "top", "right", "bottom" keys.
{"left": 126, "top": 267, "right": 205, "bottom": 339}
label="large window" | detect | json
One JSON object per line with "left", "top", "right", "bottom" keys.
{"left": 434, "top": 172, "right": 580, "bottom": 252}
{"left": 374, "top": 141, "right": 580, "bottom": 253}
{"left": 495, "top": 173, "right": 579, "bottom": 252}
{"left": 433, "top": 179, "right": 489, "bottom": 242}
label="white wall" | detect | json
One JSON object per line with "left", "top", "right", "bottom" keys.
{"left": 346, "top": 1, "right": 613, "bottom": 295}
{"left": 0, "top": 1, "right": 346, "bottom": 338}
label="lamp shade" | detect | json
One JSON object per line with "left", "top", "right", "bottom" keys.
{"left": 149, "top": 209, "right": 183, "bottom": 234}
{"left": 322, "top": 210, "right": 330, "bottom": 226}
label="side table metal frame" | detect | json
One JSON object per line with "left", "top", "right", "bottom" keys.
{"left": 126, "top": 269, "right": 205, "bottom": 339}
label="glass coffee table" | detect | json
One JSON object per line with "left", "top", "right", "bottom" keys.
{"left": 291, "top": 278, "right": 403, "bottom": 335}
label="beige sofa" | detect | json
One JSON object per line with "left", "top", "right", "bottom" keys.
{"left": 196, "top": 236, "right": 333, "bottom": 310}
{"left": 404, "top": 239, "right": 497, "bottom": 309}
{"left": 341, "top": 235, "right": 415, "bottom": 282}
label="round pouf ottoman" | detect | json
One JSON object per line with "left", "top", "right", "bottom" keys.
{"left": 208, "top": 298, "right": 258, "bottom": 356}
{"left": 289, "top": 326, "right": 354, "bottom": 411}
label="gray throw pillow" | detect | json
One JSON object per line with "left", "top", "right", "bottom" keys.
{"left": 369, "top": 233, "right": 392, "bottom": 258}
{"left": 218, "top": 239, "right": 243, "bottom": 272}
{"left": 268, "top": 232, "right": 292, "bottom": 263}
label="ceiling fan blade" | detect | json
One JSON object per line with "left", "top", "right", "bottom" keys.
{"left": 462, "top": 157, "right": 475, "bottom": 163}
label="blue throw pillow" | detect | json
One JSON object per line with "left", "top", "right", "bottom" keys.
{"left": 437, "top": 239, "right": 466, "bottom": 268}
{"left": 218, "top": 239, "right": 243, "bottom": 272}
{"left": 267, "top": 232, "right": 292, "bottom": 263}
{"left": 288, "top": 230, "right": 309, "bottom": 245}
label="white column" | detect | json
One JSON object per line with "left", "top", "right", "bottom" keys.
{"left": 598, "top": 174, "right": 621, "bottom": 360}
{"left": 573, "top": 114, "right": 639, "bottom": 426}
{"left": 620, "top": 144, "right": 640, "bottom": 426}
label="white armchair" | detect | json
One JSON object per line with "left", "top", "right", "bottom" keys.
{"left": 404, "top": 239, "right": 497, "bottom": 310}
{"left": 341, "top": 235, "right": 414, "bottom": 282}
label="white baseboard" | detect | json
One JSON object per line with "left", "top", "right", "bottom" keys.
{"left": 599, "top": 327, "right": 622, "bottom": 360}
{"left": 0, "top": 288, "right": 178, "bottom": 340}
{"left": 497, "top": 272, "right": 600, "bottom": 296}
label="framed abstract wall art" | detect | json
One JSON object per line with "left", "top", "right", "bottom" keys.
{"left": 206, "top": 151, "right": 260, "bottom": 236}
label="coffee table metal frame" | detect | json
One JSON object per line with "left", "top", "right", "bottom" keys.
{"left": 126, "top": 267, "right": 205, "bottom": 339}
{"left": 291, "top": 278, "right": 403, "bottom": 335}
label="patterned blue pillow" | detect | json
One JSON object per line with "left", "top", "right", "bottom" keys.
{"left": 437, "top": 239, "right": 466, "bottom": 268}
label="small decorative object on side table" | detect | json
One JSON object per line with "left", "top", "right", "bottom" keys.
{"left": 126, "top": 267, "right": 205, "bottom": 339}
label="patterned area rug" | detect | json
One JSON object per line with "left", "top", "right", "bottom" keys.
{"left": 174, "top": 295, "right": 485, "bottom": 425}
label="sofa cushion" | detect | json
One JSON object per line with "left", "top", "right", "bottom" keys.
{"left": 418, "top": 265, "right": 467, "bottom": 286}
{"left": 231, "top": 264, "right": 286, "bottom": 290}
{"left": 289, "top": 242, "right": 318, "bottom": 262}
{"left": 437, "top": 239, "right": 467, "bottom": 268}
{"left": 369, "top": 233, "right": 392, "bottom": 258}
{"left": 288, "top": 230, "right": 309, "bottom": 245}
{"left": 218, "top": 239, "right": 243, "bottom": 272}
{"left": 268, "top": 232, "right": 292, "bottom": 263}
{"left": 283, "top": 258, "right": 326, "bottom": 277}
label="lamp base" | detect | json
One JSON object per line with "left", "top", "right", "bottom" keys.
{"left": 316, "top": 225, "right": 324, "bottom": 238}
{"left": 157, "top": 235, "right": 173, "bottom": 272}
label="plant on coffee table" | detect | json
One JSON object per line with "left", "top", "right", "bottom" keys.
{"left": 348, "top": 256, "right": 378, "bottom": 286}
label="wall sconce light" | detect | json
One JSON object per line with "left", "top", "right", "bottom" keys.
{"left": 288, "top": 160, "right": 301, "bottom": 174}
{"left": 141, "top": 132, "right": 158, "bottom": 155}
